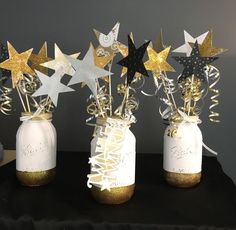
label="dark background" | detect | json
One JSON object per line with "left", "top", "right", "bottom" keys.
{"left": 0, "top": 0, "right": 235, "bottom": 184}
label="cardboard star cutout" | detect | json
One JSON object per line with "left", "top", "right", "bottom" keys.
{"left": 173, "top": 30, "right": 209, "bottom": 56}
{"left": 67, "top": 44, "right": 113, "bottom": 96}
{"left": 94, "top": 22, "right": 120, "bottom": 57}
{"left": 41, "top": 43, "right": 80, "bottom": 76}
{"left": 117, "top": 33, "right": 142, "bottom": 79}
{"left": 173, "top": 41, "right": 218, "bottom": 82}
{"left": 117, "top": 35, "right": 150, "bottom": 85}
{"left": 33, "top": 70, "right": 74, "bottom": 106}
{"left": 0, "top": 42, "right": 11, "bottom": 85}
{"left": 30, "top": 42, "right": 51, "bottom": 75}
{"left": 0, "top": 42, "right": 34, "bottom": 88}
{"left": 189, "top": 30, "right": 227, "bottom": 57}
{"left": 145, "top": 46, "right": 175, "bottom": 75}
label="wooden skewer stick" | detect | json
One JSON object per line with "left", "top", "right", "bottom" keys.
{"left": 108, "top": 59, "right": 113, "bottom": 117}
{"left": 16, "top": 85, "right": 27, "bottom": 112}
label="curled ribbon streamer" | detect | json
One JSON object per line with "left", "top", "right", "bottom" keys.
{"left": 207, "top": 65, "right": 220, "bottom": 122}
{"left": 86, "top": 86, "right": 112, "bottom": 124}
{"left": 18, "top": 74, "right": 41, "bottom": 96}
{"left": 141, "top": 74, "right": 162, "bottom": 97}
{"left": 0, "top": 86, "right": 12, "bottom": 115}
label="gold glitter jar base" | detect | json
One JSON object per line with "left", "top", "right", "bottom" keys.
{"left": 91, "top": 184, "right": 135, "bottom": 204}
{"left": 164, "top": 170, "right": 201, "bottom": 188}
{"left": 16, "top": 168, "right": 56, "bottom": 186}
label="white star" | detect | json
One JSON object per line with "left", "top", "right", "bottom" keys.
{"left": 32, "top": 69, "right": 74, "bottom": 106}
{"left": 66, "top": 44, "right": 113, "bottom": 96}
{"left": 41, "top": 43, "right": 80, "bottom": 76}
{"left": 88, "top": 157, "right": 97, "bottom": 166}
{"left": 172, "top": 30, "right": 209, "bottom": 56}
{"left": 101, "top": 178, "right": 112, "bottom": 191}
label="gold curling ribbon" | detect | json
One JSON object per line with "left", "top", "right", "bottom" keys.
{"left": 0, "top": 86, "right": 12, "bottom": 115}
{"left": 208, "top": 65, "right": 220, "bottom": 123}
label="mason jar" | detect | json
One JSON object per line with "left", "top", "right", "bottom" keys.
{"left": 88, "top": 117, "right": 136, "bottom": 204}
{"left": 163, "top": 121, "right": 202, "bottom": 188}
{"left": 16, "top": 112, "right": 56, "bottom": 186}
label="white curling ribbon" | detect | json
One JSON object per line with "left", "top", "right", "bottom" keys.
{"left": 87, "top": 118, "right": 136, "bottom": 191}
{"left": 16, "top": 116, "right": 56, "bottom": 172}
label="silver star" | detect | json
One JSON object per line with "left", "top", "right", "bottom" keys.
{"left": 67, "top": 44, "right": 113, "bottom": 96}
{"left": 33, "top": 69, "right": 74, "bottom": 106}
{"left": 41, "top": 43, "right": 80, "bottom": 76}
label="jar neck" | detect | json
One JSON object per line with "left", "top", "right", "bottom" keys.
{"left": 21, "top": 112, "right": 52, "bottom": 121}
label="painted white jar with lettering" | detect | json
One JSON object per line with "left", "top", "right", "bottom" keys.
{"left": 89, "top": 117, "right": 136, "bottom": 204}
{"left": 163, "top": 122, "right": 202, "bottom": 187}
{"left": 16, "top": 113, "right": 57, "bottom": 186}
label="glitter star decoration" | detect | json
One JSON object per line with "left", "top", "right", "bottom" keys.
{"left": 41, "top": 43, "right": 80, "bottom": 76}
{"left": 32, "top": 69, "right": 74, "bottom": 106}
{"left": 173, "top": 30, "right": 209, "bottom": 56}
{"left": 145, "top": 46, "right": 175, "bottom": 76}
{"left": 0, "top": 42, "right": 35, "bottom": 88}
{"left": 0, "top": 42, "right": 11, "bottom": 85}
{"left": 67, "top": 44, "right": 113, "bottom": 96}
{"left": 117, "top": 35, "right": 150, "bottom": 85}
{"left": 29, "top": 42, "right": 51, "bottom": 75}
{"left": 94, "top": 22, "right": 120, "bottom": 57}
{"left": 173, "top": 41, "right": 218, "bottom": 82}
{"left": 189, "top": 30, "right": 227, "bottom": 57}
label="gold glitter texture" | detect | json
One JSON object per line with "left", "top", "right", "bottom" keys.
{"left": 164, "top": 170, "right": 201, "bottom": 188}
{"left": 0, "top": 42, "right": 34, "bottom": 88}
{"left": 91, "top": 184, "right": 135, "bottom": 204}
{"left": 145, "top": 46, "right": 175, "bottom": 76}
{"left": 16, "top": 168, "right": 56, "bottom": 186}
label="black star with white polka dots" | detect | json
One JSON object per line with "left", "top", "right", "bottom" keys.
{"left": 173, "top": 41, "right": 218, "bottom": 82}
{"left": 0, "top": 42, "right": 11, "bottom": 85}
{"left": 117, "top": 35, "right": 150, "bottom": 85}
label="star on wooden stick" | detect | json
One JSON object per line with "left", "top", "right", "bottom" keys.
{"left": 173, "top": 41, "right": 218, "bottom": 82}
{"left": 117, "top": 35, "right": 150, "bottom": 85}
{"left": 145, "top": 46, "right": 175, "bottom": 76}
{"left": 29, "top": 42, "right": 51, "bottom": 75}
{"left": 0, "top": 42, "right": 34, "bottom": 88}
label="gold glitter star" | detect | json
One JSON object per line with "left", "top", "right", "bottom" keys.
{"left": 145, "top": 46, "right": 175, "bottom": 76}
{"left": 29, "top": 42, "right": 51, "bottom": 75}
{"left": 189, "top": 30, "right": 227, "bottom": 57}
{"left": 0, "top": 42, "right": 34, "bottom": 88}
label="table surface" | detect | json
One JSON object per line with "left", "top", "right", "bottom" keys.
{"left": 0, "top": 152, "right": 236, "bottom": 230}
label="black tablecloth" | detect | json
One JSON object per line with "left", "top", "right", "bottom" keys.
{"left": 0, "top": 152, "right": 236, "bottom": 230}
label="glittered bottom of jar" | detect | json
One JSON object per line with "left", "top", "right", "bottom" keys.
{"left": 91, "top": 184, "right": 135, "bottom": 204}
{"left": 16, "top": 167, "right": 56, "bottom": 186}
{"left": 164, "top": 170, "right": 201, "bottom": 188}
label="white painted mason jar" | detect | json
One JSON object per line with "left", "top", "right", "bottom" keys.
{"left": 163, "top": 121, "right": 202, "bottom": 188}
{"left": 16, "top": 113, "right": 56, "bottom": 186}
{"left": 88, "top": 117, "right": 136, "bottom": 204}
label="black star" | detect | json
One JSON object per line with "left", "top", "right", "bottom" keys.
{"left": 173, "top": 41, "right": 218, "bottom": 82}
{"left": 0, "top": 42, "right": 11, "bottom": 85}
{"left": 117, "top": 35, "right": 150, "bottom": 85}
